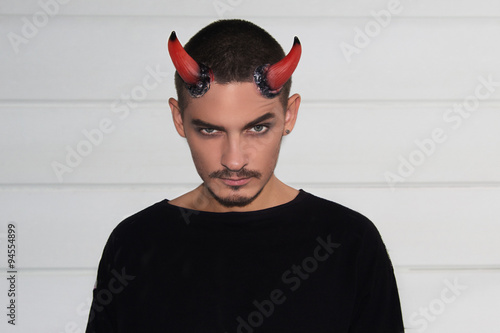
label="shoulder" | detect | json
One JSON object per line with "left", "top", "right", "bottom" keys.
{"left": 302, "top": 190, "right": 377, "bottom": 233}
{"left": 99, "top": 199, "right": 191, "bottom": 269}
{"left": 109, "top": 199, "right": 184, "bottom": 244}
{"left": 299, "top": 190, "right": 388, "bottom": 257}
{"left": 303, "top": 191, "right": 395, "bottom": 267}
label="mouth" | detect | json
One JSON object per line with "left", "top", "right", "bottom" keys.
{"left": 220, "top": 177, "right": 252, "bottom": 187}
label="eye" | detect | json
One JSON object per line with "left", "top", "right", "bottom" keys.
{"left": 249, "top": 124, "right": 269, "bottom": 134}
{"left": 200, "top": 128, "right": 219, "bottom": 135}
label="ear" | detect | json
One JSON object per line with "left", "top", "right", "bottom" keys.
{"left": 169, "top": 97, "right": 186, "bottom": 138}
{"left": 283, "top": 93, "right": 301, "bottom": 135}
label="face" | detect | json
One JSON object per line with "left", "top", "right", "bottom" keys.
{"left": 170, "top": 82, "right": 300, "bottom": 209}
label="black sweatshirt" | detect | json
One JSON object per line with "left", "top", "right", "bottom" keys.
{"left": 86, "top": 189, "right": 404, "bottom": 333}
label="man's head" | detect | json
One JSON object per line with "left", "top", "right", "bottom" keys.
{"left": 172, "top": 19, "right": 296, "bottom": 113}
{"left": 168, "top": 19, "right": 301, "bottom": 209}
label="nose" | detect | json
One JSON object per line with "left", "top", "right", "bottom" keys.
{"left": 221, "top": 134, "right": 248, "bottom": 172}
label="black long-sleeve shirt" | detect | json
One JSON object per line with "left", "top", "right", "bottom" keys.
{"left": 86, "top": 189, "right": 404, "bottom": 332}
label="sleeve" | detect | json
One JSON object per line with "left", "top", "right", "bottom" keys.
{"left": 85, "top": 232, "right": 118, "bottom": 333}
{"left": 348, "top": 221, "right": 405, "bottom": 333}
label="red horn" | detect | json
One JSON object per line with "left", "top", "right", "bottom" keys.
{"left": 254, "top": 37, "right": 302, "bottom": 98}
{"left": 267, "top": 37, "right": 302, "bottom": 90}
{"left": 168, "top": 31, "right": 213, "bottom": 97}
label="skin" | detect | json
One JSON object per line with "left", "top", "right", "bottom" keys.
{"left": 168, "top": 81, "right": 301, "bottom": 213}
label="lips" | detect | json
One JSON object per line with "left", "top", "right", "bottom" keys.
{"left": 220, "top": 177, "right": 252, "bottom": 187}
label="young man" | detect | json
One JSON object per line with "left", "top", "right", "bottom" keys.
{"left": 86, "top": 19, "right": 404, "bottom": 332}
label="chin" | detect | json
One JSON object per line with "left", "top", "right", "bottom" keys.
{"left": 205, "top": 180, "right": 265, "bottom": 208}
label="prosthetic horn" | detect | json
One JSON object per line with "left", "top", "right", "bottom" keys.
{"left": 168, "top": 31, "right": 213, "bottom": 97}
{"left": 253, "top": 37, "right": 302, "bottom": 98}
{"left": 168, "top": 32, "right": 301, "bottom": 99}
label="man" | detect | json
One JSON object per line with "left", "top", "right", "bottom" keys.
{"left": 86, "top": 19, "right": 404, "bottom": 332}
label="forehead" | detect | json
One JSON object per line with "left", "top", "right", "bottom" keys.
{"left": 183, "top": 82, "right": 284, "bottom": 125}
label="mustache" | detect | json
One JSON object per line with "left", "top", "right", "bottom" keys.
{"left": 209, "top": 168, "right": 262, "bottom": 179}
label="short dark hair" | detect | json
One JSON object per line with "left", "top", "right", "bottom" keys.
{"left": 174, "top": 19, "right": 292, "bottom": 113}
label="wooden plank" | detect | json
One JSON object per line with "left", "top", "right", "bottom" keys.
{"left": 1, "top": 105, "right": 498, "bottom": 185}
{"left": 0, "top": 186, "right": 498, "bottom": 268}
{"left": 396, "top": 270, "right": 500, "bottom": 332}
{"left": 309, "top": 186, "right": 500, "bottom": 267}
{"left": 0, "top": 268, "right": 498, "bottom": 332}
{"left": 2, "top": 0, "right": 500, "bottom": 17}
{"left": 1, "top": 17, "right": 500, "bottom": 100}
{"left": 0, "top": 270, "right": 95, "bottom": 333}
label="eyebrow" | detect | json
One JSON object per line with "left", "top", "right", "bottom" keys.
{"left": 191, "top": 112, "right": 276, "bottom": 131}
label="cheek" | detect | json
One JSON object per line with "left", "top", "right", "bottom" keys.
{"left": 186, "top": 136, "right": 220, "bottom": 174}
{"left": 243, "top": 132, "right": 283, "bottom": 166}
{"left": 264, "top": 138, "right": 282, "bottom": 167}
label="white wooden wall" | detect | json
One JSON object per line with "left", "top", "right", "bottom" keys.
{"left": 1, "top": 0, "right": 499, "bottom": 332}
